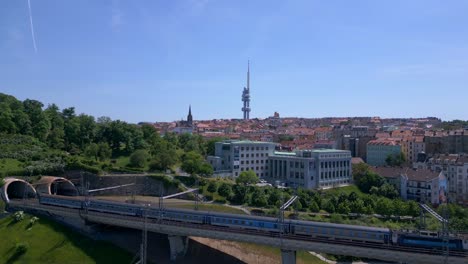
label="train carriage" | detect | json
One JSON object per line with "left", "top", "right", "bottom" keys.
{"left": 291, "top": 219, "right": 391, "bottom": 244}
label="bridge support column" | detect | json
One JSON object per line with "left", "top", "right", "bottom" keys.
{"left": 168, "top": 235, "right": 188, "bottom": 261}
{"left": 281, "top": 249, "right": 296, "bottom": 264}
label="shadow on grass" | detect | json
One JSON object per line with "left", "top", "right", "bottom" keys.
{"left": 6, "top": 219, "right": 18, "bottom": 228}
{"left": 6, "top": 248, "right": 26, "bottom": 264}
{"left": 37, "top": 216, "right": 133, "bottom": 264}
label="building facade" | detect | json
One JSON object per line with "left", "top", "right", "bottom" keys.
{"left": 371, "top": 167, "right": 446, "bottom": 205}
{"left": 207, "top": 140, "right": 276, "bottom": 177}
{"left": 401, "top": 169, "right": 446, "bottom": 205}
{"left": 425, "top": 154, "right": 468, "bottom": 205}
{"left": 268, "top": 149, "right": 352, "bottom": 189}
{"left": 401, "top": 137, "right": 425, "bottom": 163}
{"left": 366, "top": 139, "right": 401, "bottom": 166}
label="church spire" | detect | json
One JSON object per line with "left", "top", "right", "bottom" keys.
{"left": 187, "top": 105, "right": 193, "bottom": 126}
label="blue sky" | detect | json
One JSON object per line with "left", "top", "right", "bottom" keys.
{"left": 1, "top": 0, "right": 468, "bottom": 123}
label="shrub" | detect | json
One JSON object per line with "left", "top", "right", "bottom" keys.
{"left": 29, "top": 216, "right": 39, "bottom": 226}
{"left": 129, "top": 150, "right": 148, "bottom": 168}
{"left": 13, "top": 211, "right": 24, "bottom": 222}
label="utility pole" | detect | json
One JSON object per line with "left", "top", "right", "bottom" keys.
{"left": 442, "top": 201, "right": 450, "bottom": 264}
{"left": 194, "top": 177, "right": 199, "bottom": 211}
{"left": 140, "top": 206, "right": 148, "bottom": 264}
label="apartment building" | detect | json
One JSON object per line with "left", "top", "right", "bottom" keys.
{"left": 371, "top": 167, "right": 446, "bottom": 205}
{"left": 268, "top": 149, "right": 352, "bottom": 189}
{"left": 366, "top": 139, "right": 401, "bottom": 166}
{"left": 425, "top": 154, "right": 468, "bottom": 205}
{"left": 207, "top": 140, "right": 276, "bottom": 177}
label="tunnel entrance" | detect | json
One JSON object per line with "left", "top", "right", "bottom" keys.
{"left": 50, "top": 180, "right": 79, "bottom": 196}
{"left": 35, "top": 176, "right": 79, "bottom": 196}
{"left": 5, "top": 180, "right": 36, "bottom": 201}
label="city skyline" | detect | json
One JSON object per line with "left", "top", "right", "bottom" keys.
{"left": 1, "top": 1, "right": 468, "bottom": 123}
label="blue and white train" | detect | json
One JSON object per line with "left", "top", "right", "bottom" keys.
{"left": 38, "top": 194, "right": 468, "bottom": 252}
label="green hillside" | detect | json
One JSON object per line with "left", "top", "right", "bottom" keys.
{"left": 0, "top": 213, "right": 132, "bottom": 264}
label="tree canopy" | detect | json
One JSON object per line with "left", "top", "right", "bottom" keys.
{"left": 236, "top": 170, "right": 259, "bottom": 185}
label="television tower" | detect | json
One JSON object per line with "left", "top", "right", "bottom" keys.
{"left": 241, "top": 61, "right": 251, "bottom": 120}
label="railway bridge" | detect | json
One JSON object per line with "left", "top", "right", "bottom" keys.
{"left": 5, "top": 198, "right": 468, "bottom": 264}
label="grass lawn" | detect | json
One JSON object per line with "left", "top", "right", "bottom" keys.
{"left": 0, "top": 158, "right": 24, "bottom": 172}
{"left": 112, "top": 156, "right": 130, "bottom": 168}
{"left": 320, "top": 185, "right": 364, "bottom": 197}
{"left": 200, "top": 185, "right": 225, "bottom": 202}
{"left": 0, "top": 213, "right": 132, "bottom": 264}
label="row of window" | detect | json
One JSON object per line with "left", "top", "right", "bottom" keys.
{"left": 241, "top": 153, "right": 267, "bottom": 158}
{"left": 240, "top": 146, "right": 270, "bottom": 151}
{"left": 320, "top": 161, "right": 350, "bottom": 169}
{"left": 240, "top": 159, "right": 266, "bottom": 165}
{"left": 289, "top": 171, "right": 305, "bottom": 179}
{"left": 320, "top": 170, "right": 350, "bottom": 179}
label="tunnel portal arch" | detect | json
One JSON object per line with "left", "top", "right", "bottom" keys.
{"left": 1, "top": 178, "right": 37, "bottom": 203}
{"left": 34, "top": 176, "right": 79, "bottom": 196}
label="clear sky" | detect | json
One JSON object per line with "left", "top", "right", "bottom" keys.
{"left": 1, "top": 1, "right": 468, "bottom": 123}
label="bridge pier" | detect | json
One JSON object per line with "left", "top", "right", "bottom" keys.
{"left": 167, "top": 235, "right": 188, "bottom": 261}
{"left": 281, "top": 249, "right": 296, "bottom": 264}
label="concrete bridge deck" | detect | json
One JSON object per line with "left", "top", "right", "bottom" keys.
{"left": 7, "top": 199, "right": 468, "bottom": 264}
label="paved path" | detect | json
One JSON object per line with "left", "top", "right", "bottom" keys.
{"left": 308, "top": 252, "right": 397, "bottom": 264}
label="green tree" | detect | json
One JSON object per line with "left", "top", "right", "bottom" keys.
{"left": 63, "top": 107, "right": 81, "bottom": 151}
{"left": 231, "top": 185, "right": 249, "bottom": 204}
{"left": 150, "top": 139, "right": 177, "bottom": 171}
{"left": 84, "top": 143, "right": 99, "bottom": 161}
{"left": 268, "top": 189, "right": 281, "bottom": 207}
{"left": 181, "top": 151, "right": 204, "bottom": 175}
{"left": 309, "top": 201, "right": 320, "bottom": 213}
{"left": 236, "top": 170, "right": 259, "bottom": 185}
{"left": 292, "top": 199, "right": 303, "bottom": 211}
{"left": 77, "top": 114, "right": 96, "bottom": 148}
{"left": 0, "top": 102, "right": 16, "bottom": 133}
{"left": 375, "top": 198, "right": 393, "bottom": 217}
{"left": 97, "top": 142, "right": 112, "bottom": 161}
{"left": 141, "top": 124, "right": 160, "bottom": 146}
{"left": 44, "top": 104, "right": 65, "bottom": 149}
{"left": 355, "top": 172, "right": 385, "bottom": 193}
{"left": 379, "top": 183, "right": 399, "bottom": 199}
{"left": 323, "top": 200, "right": 336, "bottom": 213}
{"left": 350, "top": 199, "right": 365, "bottom": 214}
{"left": 207, "top": 182, "right": 218, "bottom": 193}
{"left": 129, "top": 150, "right": 148, "bottom": 168}
{"left": 337, "top": 203, "right": 351, "bottom": 214}
{"left": 251, "top": 188, "right": 268, "bottom": 207}
{"left": 406, "top": 200, "right": 420, "bottom": 217}
{"left": 218, "top": 183, "right": 232, "bottom": 198}
{"left": 23, "top": 99, "right": 50, "bottom": 142}
{"left": 198, "top": 162, "right": 214, "bottom": 176}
